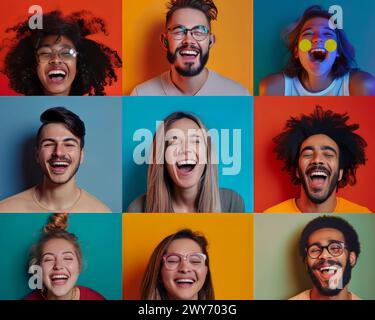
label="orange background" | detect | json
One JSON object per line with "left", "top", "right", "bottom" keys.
{"left": 0, "top": 0, "right": 122, "bottom": 95}
{"left": 122, "top": 0, "right": 253, "bottom": 95}
{"left": 254, "top": 97, "right": 375, "bottom": 212}
{"left": 122, "top": 213, "right": 253, "bottom": 300}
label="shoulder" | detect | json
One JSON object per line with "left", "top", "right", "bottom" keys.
{"left": 78, "top": 286, "right": 106, "bottom": 300}
{"left": 263, "top": 198, "right": 299, "bottom": 213}
{"left": 206, "top": 70, "right": 249, "bottom": 96}
{"left": 130, "top": 73, "right": 165, "bottom": 96}
{"left": 24, "top": 290, "right": 43, "bottom": 300}
{"left": 335, "top": 197, "right": 372, "bottom": 213}
{"left": 126, "top": 193, "right": 146, "bottom": 212}
{"left": 219, "top": 188, "right": 245, "bottom": 212}
{"left": 259, "top": 72, "right": 285, "bottom": 96}
{"left": 0, "top": 187, "right": 35, "bottom": 212}
{"left": 349, "top": 70, "right": 375, "bottom": 95}
{"left": 288, "top": 290, "right": 311, "bottom": 300}
{"left": 79, "top": 190, "right": 112, "bottom": 213}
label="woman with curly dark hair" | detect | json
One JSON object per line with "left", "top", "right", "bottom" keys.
{"left": 1, "top": 10, "right": 122, "bottom": 95}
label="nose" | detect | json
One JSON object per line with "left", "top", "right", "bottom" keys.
{"left": 49, "top": 52, "right": 63, "bottom": 64}
{"left": 53, "top": 257, "right": 63, "bottom": 270}
{"left": 319, "top": 247, "right": 333, "bottom": 259}
{"left": 311, "top": 152, "right": 324, "bottom": 164}
{"left": 178, "top": 258, "right": 192, "bottom": 273}
{"left": 182, "top": 30, "right": 195, "bottom": 44}
{"left": 53, "top": 143, "right": 65, "bottom": 157}
{"left": 312, "top": 34, "right": 324, "bottom": 44}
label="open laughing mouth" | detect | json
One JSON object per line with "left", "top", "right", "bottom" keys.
{"left": 48, "top": 159, "right": 71, "bottom": 174}
{"left": 47, "top": 69, "right": 67, "bottom": 84}
{"left": 176, "top": 160, "right": 197, "bottom": 175}
{"left": 309, "top": 48, "right": 328, "bottom": 62}
{"left": 50, "top": 273, "right": 69, "bottom": 286}
{"left": 174, "top": 278, "right": 196, "bottom": 288}
{"left": 306, "top": 167, "right": 330, "bottom": 190}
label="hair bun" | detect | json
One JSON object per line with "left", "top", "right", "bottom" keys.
{"left": 43, "top": 213, "right": 69, "bottom": 233}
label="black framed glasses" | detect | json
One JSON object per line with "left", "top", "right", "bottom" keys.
{"left": 163, "top": 252, "right": 207, "bottom": 270}
{"left": 306, "top": 241, "right": 347, "bottom": 259}
{"left": 167, "top": 25, "right": 210, "bottom": 41}
{"left": 36, "top": 47, "right": 78, "bottom": 63}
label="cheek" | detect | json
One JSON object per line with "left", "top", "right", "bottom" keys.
{"left": 68, "top": 61, "right": 77, "bottom": 80}
{"left": 36, "top": 64, "right": 45, "bottom": 81}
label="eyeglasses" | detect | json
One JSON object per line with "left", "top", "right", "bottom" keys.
{"left": 163, "top": 252, "right": 207, "bottom": 270}
{"left": 306, "top": 241, "right": 347, "bottom": 259}
{"left": 36, "top": 47, "right": 78, "bottom": 63}
{"left": 167, "top": 25, "right": 210, "bottom": 41}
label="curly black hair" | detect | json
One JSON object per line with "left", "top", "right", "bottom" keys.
{"left": 1, "top": 10, "right": 122, "bottom": 95}
{"left": 273, "top": 106, "right": 367, "bottom": 188}
{"left": 299, "top": 215, "right": 360, "bottom": 261}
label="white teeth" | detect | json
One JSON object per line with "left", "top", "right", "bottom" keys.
{"left": 310, "top": 48, "right": 327, "bottom": 54}
{"left": 51, "top": 275, "right": 68, "bottom": 280}
{"left": 310, "top": 171, "right": 328, "bottom": 177}
{"left": 180, "top": 50, "right": 198, "bottom": 56}
{"left": 51, "top": 162, "right": 69, "bottom": 166}
{"left": 177, "top": 160, "right": 197, "bottom": 166}
{"left": 175, "top": 279, "right": 194, "bottom": 284}
{"left": 48, "top": 70, "right": 66, "bottom": 76}
{"left": 320, "top": 266, "right": 338, "bottom": 273}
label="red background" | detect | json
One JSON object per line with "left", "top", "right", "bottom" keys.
{"left": 254, "top": 97, "right": 375, "bottom": 212}
{"left": 0, "top": 0, "right": 122, "bottom": 95}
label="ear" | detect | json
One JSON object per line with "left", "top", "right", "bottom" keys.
{"left": 80, "top": 148, "right": 85, "bottom": 164}
{"left": 209, "top": 34, "right": 215, "bottom": 48}
{"left": 293, "top": 45, "right": 299, "bottom": 59}
{"left": 296, "top": 167, "right": 300, "bottom": 179}
{"left": 161, "top": 33, "right": 168, "bottom": 51}
{"left": 349, "top": 251, "right": 357, "bottom": 267}
{"left": 338, "top": 168, "right": 343, "bottom": 181}
{"left": 35, "top": 148, "right": 40, "bottom": 164}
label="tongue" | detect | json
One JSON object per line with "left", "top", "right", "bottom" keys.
{"left": 179, "top": 165, "right": 193, "bottom": 173}
{"left": 310, "top": 177, "right": 326, "bottom": 189}
{"left": 49, "top": 76, "right": 65, "bottom": 83}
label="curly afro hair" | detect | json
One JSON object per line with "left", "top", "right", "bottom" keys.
{"left": 2, "top": 10, "right": 122, "bottom": 95}
{"left": 273, "top": 106, "right": 367, "bottom": 188}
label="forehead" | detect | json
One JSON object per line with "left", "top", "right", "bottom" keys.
{"left": 42, "top": 238, "right": 76, "bottom": 254}
{"left": 39, "top": 35, "right": 75, "bottom": 48}
{"left": 166, "top": 238, "right": 202, "bottom": 254}
{"left": 167, "top": 118, "right": 202, "bottom": 132}
{"left": 308, "top": 227, "right": 345, "bottom": 245}
{"left": 301, "top": 16, "right": 331, "bottom": 32}
{"left": 39, "top": 123, "right": 78, "bottom": 140}
{"left": 168, "top": 8, "right": 209, "bottom": 28}
{"left": 300, "top": 134, "right": 339, "bottom": 152}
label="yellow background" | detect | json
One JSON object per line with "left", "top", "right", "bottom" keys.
{"left": 122, "top": 0, "right": 253, "bottom": 95}
{"left": 122, "top": 213, "right": 253, "bottom": 300}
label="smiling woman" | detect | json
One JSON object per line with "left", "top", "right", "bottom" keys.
{"left": 1, "top": 10, "right": 122, "bottom": 96}
{"left": 141, "top": 229, "right": 214, "bottom": 300}
{"left": 126, "top": 111, "right": 245, "bottom": 212}
{"left": 24, "top": 213, "right": 105, "bottom": 300}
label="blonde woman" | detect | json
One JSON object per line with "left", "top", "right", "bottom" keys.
{"left": 127, "top": 112, "right": 244, "bottom": 212}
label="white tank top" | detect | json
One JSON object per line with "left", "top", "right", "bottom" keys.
{"left": 284, "top": 73, "right": 350, "bottom": 96}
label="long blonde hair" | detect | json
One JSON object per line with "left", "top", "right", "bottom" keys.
{"left": 145, "top": 112, "right": 221, "bottom": 212}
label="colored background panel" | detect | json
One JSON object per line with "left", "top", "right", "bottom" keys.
{"left": 253, "top": 0, "right": 375, "bottom": 95}
{"left": 0, "top": 0, "right": 122, "bottom": 95}
{"left": 254, "top": 97, "right": 375, "bottom": 212}
{"left": 0, "top": 97, "right": 122, "bottom": 213}
{"left": 254, "top": 214, "right": 375, "bottom": 300}
{"left": 123, "top": 96, "right": 253, "bottom": 212}
{"left": 123, "top": 213, "right": 253, "bottom": 300}
{"left": 123, "top": 0, "right": 252, "bottom": 95}
{"left": 0, "top": 213, "right": 122, "bottom": 300}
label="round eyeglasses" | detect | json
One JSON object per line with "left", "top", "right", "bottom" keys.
{"left": 36, "top": 47, "right": 78, "bottom": 63}
{"left": 306, "top": 242, "right": 346, "bottom": 259}
{"left": 163, "top": 252, "right": 207, "bottom": 270}
{"left": 167, "top": 25, "right": 210, "bottom": 41}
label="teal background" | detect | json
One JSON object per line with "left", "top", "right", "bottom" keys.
{"left": 122, "top": 96, "right": 254, "bottom": 212}
{"left": 0, "top": 213, "right": 122, "bottom": 300}
{"left": 254, "top": 214, "right": 375, "bottom": 300}
{"left": 0, "top": 97, "right": 122, "bottom": 212}
{"left": 254, "top": 0, "right": 375, "bottom": 95}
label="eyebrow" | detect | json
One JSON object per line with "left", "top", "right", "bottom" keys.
{"left": 42, "top": 251, "right": 75, "bottom": 257}
{"left": 301, "top": 26, "right": 335, "bottom": 34}
{"left": 300, "top": 145, "right": 338, "bottom": 155}
{"left": 308, "top": 240, "right": 343, "bottom": 247}
{"left": 38, "top": 44, "right": 74, "bottom": 49}
{"left": 40, "top": 138, "right": 80, "bottom": 145}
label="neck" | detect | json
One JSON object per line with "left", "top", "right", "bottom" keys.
{"left": 172, "top": 186, "right": 199, "bottom": 212}
{"left": 310, "top": 286, "right": 351, "bottom": 300}
{"left": 301, "top": 72, "right": 333, "bottom": 92}
{"left": 35, "top": 178, "right": 81, "bottom": 211}
{"left": 170, "top": 67, "right": 208, "bottom": 95}
{"left": 296, "top": 189, "right": 337, "bottom": 213}
{"left": 46, "top": 287, "right": 77, "bottom": 300}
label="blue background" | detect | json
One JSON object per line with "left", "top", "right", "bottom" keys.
{"left": 0, "top": 213, "right": 122, "bottom": 300}
{"left": 123, "top": 96, "right": 254, "bottom": 212}
{"left": 0, "top": 97, "right": 122, "bottom": 213}
{"left": 254, "top": 0, "right": 375, "bottom": 95}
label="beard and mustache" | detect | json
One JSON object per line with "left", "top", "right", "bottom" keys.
{"left": 307, "top": 257, "right": 353, "bottom": 297}
{"left": 167, "top": 44, "right": 209, "bottom": 77}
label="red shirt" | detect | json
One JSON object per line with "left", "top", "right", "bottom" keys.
{"left": 24, "top": 286, "right": 106, "bottom": 300}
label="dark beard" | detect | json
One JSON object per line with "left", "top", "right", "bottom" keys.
{"left": 307, "top": 257, "right": 353, "bottom": 297}
{"left": 43, "top": 155, "right": 81, "bottom": 185}
{"left": 167, "top": 48, "right": 209, "bottom": 77}
{"left": 298, "top": 167, "right": 339, "bottom": 204}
